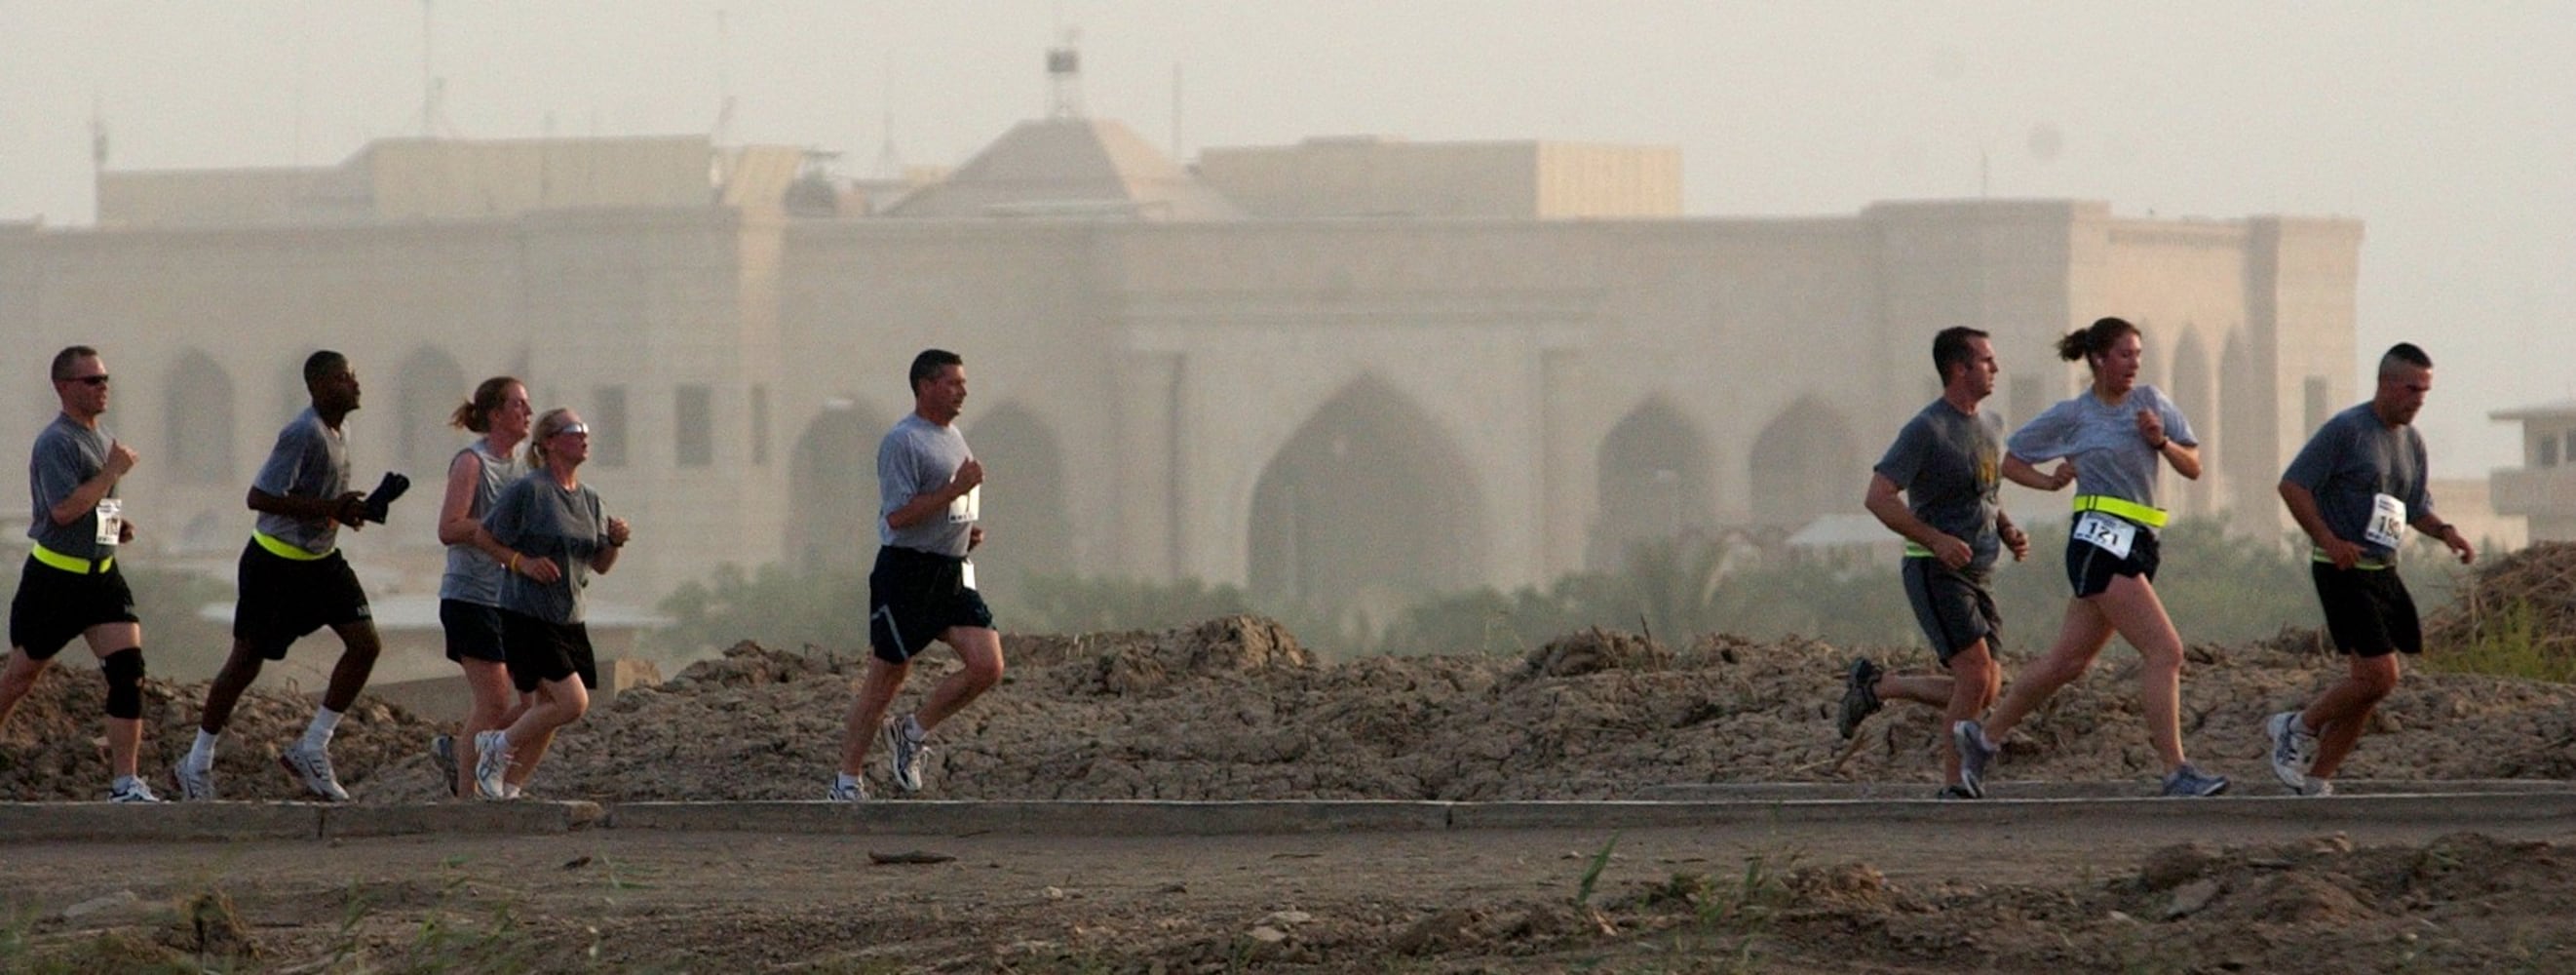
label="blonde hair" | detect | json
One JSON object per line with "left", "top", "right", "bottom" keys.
{"left": 529, "top": 408, "right": 580, "bottom": 465}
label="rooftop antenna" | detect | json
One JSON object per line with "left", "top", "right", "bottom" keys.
{"left": 417, "top": 0, "right": 456, "bottom": 138}
{"left": 1046, "top": 27, "right": 1085, "bottom": 119}
{"left": 711, "top": 9, "right": 738, "bottom": 145}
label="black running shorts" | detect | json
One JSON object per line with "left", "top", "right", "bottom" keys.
{"left": 1902, "top": 558, "right": 2000, "bottom": 665}
{"left": 868, "top": 545, "right": 994, "bottom": 664}
{"left": 441, "top": 599, "right": 509, "bottom": 664}
{"left": 500, "top": 609, "right": 597, "bottom": 692}
{"left": 9, "top": 557, "right": 138, "bottom": 660}
{"left": 2063, "top": 521, "right": 2161, "bottom": 599}
{"left": 2310, "top": 563, "right": 2421, "bottom": 658}
{"left": 233, "top": 539, "right": 372, "bottom": 660}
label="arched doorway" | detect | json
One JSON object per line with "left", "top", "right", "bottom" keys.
{"left": 788, "top": 400, "right": 888, "bottom": 572}
{"left": 163, "top": 348, "right": 235, "bottom": 486}
{"left": 1248, "top": 376, "right": 1482, "bottom": 616}
{"left": 961, "top": 405, "right": 1071, "bottom": 596}
{"left": 1746, "top": 397, "right": 1860, "bottom": 531}
{"left": 1590, "top": 398, "right": 1715, "bottom": 570}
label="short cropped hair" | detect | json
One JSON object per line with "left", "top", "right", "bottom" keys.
{"left": 2379, "top": 342, "right": 2433, "bottom": 376}
{"left": 303, "top": 350, "right": 349, "bottom": 388}
{"left": 49, "top": 345, "right": 99, "bottom": 381}
{"left": 1931, "top": 328, "right": 1989, "bottom": 384}
{"left": 908, "top": 348, "right": 963, "bottom": 394}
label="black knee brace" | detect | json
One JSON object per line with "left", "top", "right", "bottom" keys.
{"left": 101, "top": 648, "right": 144, "bottom": 720}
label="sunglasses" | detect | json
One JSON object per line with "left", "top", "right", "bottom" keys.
{"left": 62, "top": 374, "right": 110, "bottom": 387}
{"left": 551, "top": 422, "right": 591, "bottom": 438}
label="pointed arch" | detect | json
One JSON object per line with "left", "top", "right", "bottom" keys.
{"left": 1746, "top": 396, "right": 1861, "bottom": 530}
{"left": 396, "top": 346, "right": 469, "bottom": 488}
{"left": 962, "top": 404, "right": 1071, "bottom": 594}
{"left": 1590, "top": 397, "right": 1716, "bottom": 570}
{"left": 788, "top": 399, "right": 890, "bottom": 571}
{"left": 164, "top": 349, "right": 236, "bottom": 485}
{"left": 1248, "top": 375, "right": 1483, "bottom": 613}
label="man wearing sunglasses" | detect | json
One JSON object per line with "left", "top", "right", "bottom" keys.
{"left": 176, "top": 350, "right": 389, "bottom": 801}
{"left": 0, "top": 346, "right": 160, "bottom": 801}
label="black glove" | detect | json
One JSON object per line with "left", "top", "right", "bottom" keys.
{"left": 361, "top": 471, "right": 411, "bottom": 524}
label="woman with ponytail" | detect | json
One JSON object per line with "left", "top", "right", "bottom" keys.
{"left": 430, "top": 377, "right": 536, "bottom": 799}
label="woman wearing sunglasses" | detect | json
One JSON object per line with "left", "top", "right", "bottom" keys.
{"left": 469, "top": 408, "right": 631, "bottom": 800}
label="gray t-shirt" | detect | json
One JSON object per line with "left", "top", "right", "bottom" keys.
{"left": 483, "top": 471, "right": 609, "bottom": 624}
{"left": 2007, "top": 384, "right": 2196, "bottom": 518}
{"left": 877, "top": 413, "right": 976, "bottom": 557}
{"left": 27, "top": 413, "right": 116, "bottom": 560}
{"left": 250, "top": 407, "right": 352, "bottom": 556}
{"left": 439, "top": 439, "right": 530, "bottom": 605}
{"left": 2282, "top": 402, "right": 2433, "bottom": 564}
{"left": 1873, "top": 400, "right": 2005, "bottom": 572}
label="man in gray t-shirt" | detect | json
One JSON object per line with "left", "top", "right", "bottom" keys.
{"left": 176, "top": 351, "right": 392, "bottom": 803}
{"left": 0, "top": 346, "right": 160, "bottom": 801}
{"left": 2265, "top": 343, "right": 2476, "bottom": 797}
{"left": 1845, "top": 328, "right": 2030, "bottom": 799}
{"left": 833, "top": 349, "right": 1003, "bottom": 802}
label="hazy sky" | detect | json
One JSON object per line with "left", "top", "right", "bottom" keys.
{"left": 4, "top": 1, "right": 2569, "bottom": 470}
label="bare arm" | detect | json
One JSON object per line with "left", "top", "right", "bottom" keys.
{"left": 249, "top": 486, "right": 365, "bottom": 526}
{"left": 1863, "top": 473, "right": 1970, "bottom": 569}
{"left": 2277, "top": 480, "right": 2356, "bottom": 570}
{"left": 50, "top": 441, "right": 137, "bottom": 526}
{"left": 2154, "top": 439, "right": 2203, "bottom": 480}
{"left": 587, "top": 518, "right": 631, "bottom": 574}
{"left": 2001, "top": 454, "right": 2076, "bottom": 492}
{"left": 2409, "top": 512, "right": 2476, "bottom": 565}
{"left": 884, "top": 457, "right": 982, "bottom": 530}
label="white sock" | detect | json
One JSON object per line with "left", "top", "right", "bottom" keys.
{"left": 186, "top": 729, "right": 220, "bottom": 768}
{"left": 301, "top": 706, "right": 342, "bottom": 749}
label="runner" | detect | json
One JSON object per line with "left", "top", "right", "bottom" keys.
{"left": 831, "top": 349, "right": 1004, "bottom": 800}
{"left": 471, "top": 408, "right": 631, "bottom": 800}
{"left": 430, "top": 376, "right": 537, "bottom": 799}
{"left": 2268, "top": 343, "right": 2474, "bottom": 796}
{"left": 175, "top": 350, "right": 404, "bottom": 801}
{"left": 1953, "top": 318, "right": 2229, "bottom": 798}
{"left": 1843, "top": 327, "right": 2029, "bottom": 798}
{"left": 0, "top": 346, "right": 161, "bottom": 801}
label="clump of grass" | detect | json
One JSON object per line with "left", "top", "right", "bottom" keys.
{"left": 2425, "top": 602, "right": 2576, "bottom": 683}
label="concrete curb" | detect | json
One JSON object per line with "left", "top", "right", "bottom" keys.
{"left": 14, "top": 787, "right": 2576, "bottom": 841}
{"left": 1634, "top": 779, "right": 2576, "bottom": 801}
{"left": 608, "top": 800, "right": 1454, "bottom": 836}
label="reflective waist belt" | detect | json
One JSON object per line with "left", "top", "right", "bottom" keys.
{"left": 2311, "top": 549, "right": 2392, "bottom": 570}
{"left": 1903, "top": 542, "right": 1934, "bottom": 558}
{"left": 2071, "top": 494, "right": 2168, "bottom": 528}
{"left": 251, "top": 530, "right": 331, "bottom": 562}
{"left": 30, "top": 543, "right": 112, "bottom": 574}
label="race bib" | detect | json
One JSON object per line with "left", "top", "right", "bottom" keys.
{"left": 948, "top": 485, "right": 980, "bottom": 524}
{"left": 94, "top": 498, "right": 124, "bottom": 547}
{"left": 2072, "top": 512, "right": 2135, "bottom": 559}
{"left": 961, "top": 560, "right": 978, "bottom": 591}
{"left": 2365, "top": 493, "right": 2406, "bottom": 550}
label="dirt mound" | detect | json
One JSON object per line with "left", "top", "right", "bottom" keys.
{"left": 2427, "top": 540, "right": 2576, "bottom": 654}
{"left": 0, "top": 664, "right": 442, "bottom": 802}
{"left": 1519, "top": 627, "right": 1671, "bottom": 679}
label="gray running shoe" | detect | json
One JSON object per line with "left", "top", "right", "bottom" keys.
{"left": 2264, "top": 711, "right": 2316, "bottom": 791}
{"left": 109, "top": 778, "right": 165, "bottom": 803}
{"left": 280, "top": 741, "right": 350, "bottom": 802}
{"left": 1951, "top": 720, "right": 1997, "bottom": 797}
{"left": 1935, "top": 784, "right": 1980, "bottom": 800}
{"left": 431, "top": 733, "right": 460, "bottom": 797}
{"left": 173, "top": 759, "right": 215, "bottom": 801}
{"left": 884, "top": 717, "right": 928, "bottom": 794}
{"left": 472, "top": 729, "right": 513, "bottom": 800}
{"left": 828, "top": 776, "right": 868, "bottom": 802}
{"left": 1836, "top": 658, "right": 1884, "bottom": 740}
{"left": 2160, "top": 763, "right": 2230, "bottom": 798}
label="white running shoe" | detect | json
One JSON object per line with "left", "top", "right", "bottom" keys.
{"left": 173, "top": 759, "right": 216, "bottom": 801}
{"left": 280, "top": 741, "right": 350, "bottom": 802}
{"left": 472, "top": 729, "right": 513, "bottom": 800}
{"left": 109, "top": 778, "right": 165, "bottom": 803}
{"left": 2265, "top": 711, "right": 2316, "bottom": 791}
{"left": 828, "top": 775, "right": 868, "bottom": 802}
{"left": 884, "top": 717, "right": 928, "bottom": 794}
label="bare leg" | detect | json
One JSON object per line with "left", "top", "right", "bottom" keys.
{"left": 496, "top": 676, "right": 588, "bottom": 783}
{"left": 1981, "top": 598, "right": 2116, "bottom": 741}
{"left": 0, "top": 648, "right": 51, "bottom": 732}
{"left": 1874, "top": 674, "right": 1953, "bottom": 708}
{"left": 455, "top": 658, "right": 516, "bottom": 799}
{"left": 837, "top": 657, "right": 909, "bottom": 775}
{"left": 2303, "top": 653, "right": 2401, "bottom": 780}
{"left": 2091, "top": 574, "right": 2190, "bottom": 772}
{"left": 198, "top": 639, "right": 270, "bottom": 734}
{"left": 1940, "top": 641, "right": 1998, "bottom": 784}
{"left": 915, "top": 627, "right": 1004, "bottom": 733}
{"left": 319, "top": 621, "right": 383, "bottom": 713}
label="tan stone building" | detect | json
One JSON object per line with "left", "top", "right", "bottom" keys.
{"left": 0, "top": 114, "right": 2365, "bottom": 626}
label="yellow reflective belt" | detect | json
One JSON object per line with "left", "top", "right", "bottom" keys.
{"left": 251, "top": 530, "right": 331, "bottom": 562}
{"left": 1903, "top": 542, "right": 1934, "bottom": 558}
{"left": 2071, "top": 494, "right": 2168, "bottom": 528}
{"left": 30, "top": 543, "right": 111, "bottom": 574}
{"left": 2311, "top": 550, "right": 2391, "bottom": 570}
